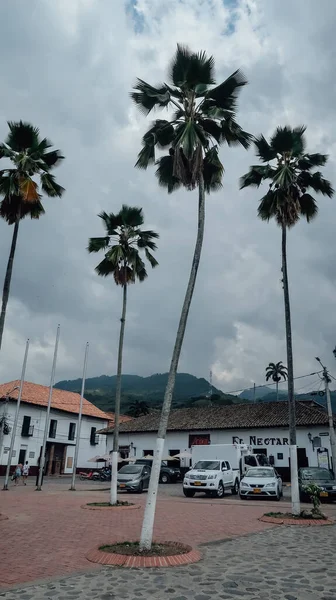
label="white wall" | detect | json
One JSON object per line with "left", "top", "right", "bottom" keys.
{"left": 0, "top": 401, "right": 107, "bottom": 471}
{"left": 107, "top": 425, "right": 333, "bottom": 469}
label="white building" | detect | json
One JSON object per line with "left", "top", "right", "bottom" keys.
{"left": 103, "top": 400, "right": 334, "bottom": 480}
{"left": 0, "top": 380, "right": 109, "bottom": 476}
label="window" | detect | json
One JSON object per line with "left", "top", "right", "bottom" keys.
{"left": 68, "top": 422, "right": 76, "bottom": 441}
{"left": 277, "top": 453, "right": 283, "bottom": 460}
{"left": 21, "top": 416, "right": 33, "bottom": 437}
{"left": 143, "top": 450, "right": 153, "bottom": 456}
{"left": 49, "top": 419, "right": 57, "bottom": 439}
{"left": 29, "top": 451, "right": 35, "bottom": 459}
{"left": 90, "top": 427, "right": 98, "bottom": 445}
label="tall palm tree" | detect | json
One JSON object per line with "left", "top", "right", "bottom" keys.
{"left": 0, "top": 121, "right": 64, "bottom": 351}
{"left": 127, "top": 399, "right": 150, "bottom": 418}
{"left": 240, "top": 125, "right": 334, "bottom": 514}
{"left": 88, "top": 205, "right": 159, "bottom": 504}
{"left": 132, "top": 44, "right": 251, "bottom": 549}
{"left": 265, "top": 361, "right": 288, "bottom": 400}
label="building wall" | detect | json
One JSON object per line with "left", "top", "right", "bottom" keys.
{"left": 0, "top": 401, "right": 107, "bottom": 475}
{"left": 107, "top": 425, "right": 333, "bottom": 476}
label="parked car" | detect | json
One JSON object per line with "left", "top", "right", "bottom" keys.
{"left": 117, "top": 464, "right": 151, "bottom": 493}
{"left": 135, "top": 459, "right": 181, "bottom": 483}
{"left": 183, "top": 459, "right": 238, "bottom": 498}
{"left": 299, "top": 467, "right": 336, "bottom": 502}
{"left": 239, "top": 467, "right": 282, "bottom": 500}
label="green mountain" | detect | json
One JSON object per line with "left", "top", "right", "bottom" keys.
{"left": 55, "top": 372, "right": 242, "bottom": 413}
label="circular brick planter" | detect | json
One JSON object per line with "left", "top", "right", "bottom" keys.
{"left": 81, "top": 503, "right": 141, "bottom": 511}
{"left": 86, "top": 542, "right": 202, "bottom": 568}
{"left": 260, "top": 515, "right": 334, "bottom": 526}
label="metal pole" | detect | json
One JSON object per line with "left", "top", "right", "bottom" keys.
{"left": 253, "top": 383, "right": 256, "bottom": 403}
{"left": 323, "top": 368, "right": 336, "bottom": 475}
{"left": 69, "top": 342, "right": 89, "bottom": 491}
{"left": 3, "top": 339, "right": 30, "bottom": 490}
{"left": 36, "top": 325, "right": 60, "bottom": 490}
{"left": 0, "top": 397, "right": 9, "bottom": 457}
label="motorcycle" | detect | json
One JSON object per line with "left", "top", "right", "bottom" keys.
{"left": 99, "top": 466, "right": 111, "bottom": 481}
{"left": 79, "top": 470, "right": 100, "bottom": 481}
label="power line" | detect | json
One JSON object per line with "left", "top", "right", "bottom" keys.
{"left": 223, "top": 370, "right": 323, "bottom": 396}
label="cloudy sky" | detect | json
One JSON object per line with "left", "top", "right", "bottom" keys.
{"left": 0, "top": 0, "right": 335, "bottom": 395}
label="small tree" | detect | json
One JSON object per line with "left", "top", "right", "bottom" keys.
{"left": 128, "top": 399, "right": 150, "bottom": 418}
{"left": 88, "top": 205, "right": 159, "bottom": 504}
{"left": 265, "top": 361, "right": 288, "bottom": 400}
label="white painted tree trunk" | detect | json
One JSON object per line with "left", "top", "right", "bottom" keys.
{"left": 290, "top": 445, "right": 300, "bottom": 514}
{"left": 139, "top": 175, "right": 206, "bottom": 550}
{"left": 110, "top": 283, "right": 127, "bottom": 505}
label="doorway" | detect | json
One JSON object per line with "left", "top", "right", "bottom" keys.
{"left": 19, "top": 445, "right": 28, "bottom": 464}
{"left": 297, "top": 447, "right": 308, "bottom": 468}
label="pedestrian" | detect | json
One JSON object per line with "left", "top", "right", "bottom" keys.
{"left": 22, "top": 461, "right": 29, "bottom": 485}
{"left": 14, "top": 462, "right": 23, "bottom": 485}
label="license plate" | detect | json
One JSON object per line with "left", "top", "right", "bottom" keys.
{"left": 320, "top": 491, "right": 328, "bottom": 497}
{"left": 194, "top": 481, "right": 202, "bottom": 486}
{"left": 253, "top": 488, "right": 261, "bottom": 493}
{"left": 119, "top": 484, "right": 126, "bottom": 488}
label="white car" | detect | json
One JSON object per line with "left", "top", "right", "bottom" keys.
{"left": 239, "top": 466, "right": 282, "bottom": 501}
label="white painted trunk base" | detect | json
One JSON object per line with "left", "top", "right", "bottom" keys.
{"left": 289, "top": 445, "right": 300, "bottom": 515}
{"left": 110, "top": 451, "right": 118, "bottom": 505}
{"left": 139, "top": 438, "right": 164, "bottom": 550}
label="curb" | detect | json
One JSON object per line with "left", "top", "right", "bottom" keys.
{"left": 86, "top": 543, "right": 202, "bottom": 568}
{"left": 259, "top": 515, "right": 335, "bottom": 526}
{"left": 81, "top": 504, "right": 141, "bottom": 511}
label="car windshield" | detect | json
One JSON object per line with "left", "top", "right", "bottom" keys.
{"left": 245, "top": 468, "right": 275, "bottom": 478}
{"left": 119, "top": 466, "right": 142, "bottom": 474}
{"left": 194, "top": 461, "right": 220, "bottom": 470}
{"left": 300, "top": 468, "right": 332, "bottom": 481}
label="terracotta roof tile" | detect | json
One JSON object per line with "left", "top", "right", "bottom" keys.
{"left": 100, "top": 401, "right": 331, "bottom": 434}
{"left": 0, "top": 380, "right": 109, "bottom": 421}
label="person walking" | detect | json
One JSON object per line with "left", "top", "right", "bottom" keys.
{"left": 14, "top": 463, "right": 23, "bottom": 485}
{"left": 22, "top": 461, "right": 29, "bottom": 485}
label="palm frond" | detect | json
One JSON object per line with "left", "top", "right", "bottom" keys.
{"left": 145, "top": 248, "right": 159, "bottom": 268}
{"left": 297, "top": 153, "right": 328, "bottom": 171}
{"left": 299, "top": 193, "right": 318, "bottom": 222}
{"left": 203, "top": 147, "right": 224, "bottom": 193}
{"left": 131, "top": 79, "right": 171, "bottom": 115}
{"left": 198, "top": 118, "right": 222, "bottom": 143}
{"left": 119, "top": 205, "right": 144, "bottom": 227}
{"left": 203, "top": 69, "right": 247, "bottom": 113}
{"left": 19, "top": 177, "right": 39, "bottom": 202}
{"left": 169, "top": 44, "right": 215, "bottom": 89}
{"left": 221, "top": 118, "right": 252, "bottom": 149}
{"left": 135, "top": 143, "right": 155, "bottom": 169}
{"left": 6, "top": 120, "right": 40, "bottom": 152}
{"left": 253, "top": 135, "right": 277, "bottom": 162}
{"left": 40, "top": 172, "right": 65, "bottom": 197}
{"left": 270, "top": 125, "right": 306, "bottom": 157}
{"left": 240, "top": 165, "right": 275, "bottom": 189}
{"left": 298, "top": 171, "right": 334, "bottom": 197}
{"left": 40, "top": 149, "right": 64, "bottom": 169}
{"left": 87, "top": 236, "right": 110, "bottom": 253}
{"left": 155, "top": 155, "right": 182, "bottom": 193}
{"left": 257, "top": 190, "right": 280, "bottom": 222}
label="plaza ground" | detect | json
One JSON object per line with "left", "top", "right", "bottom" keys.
{"left": 0, "top": 477, "right": 335, "bottom": 599}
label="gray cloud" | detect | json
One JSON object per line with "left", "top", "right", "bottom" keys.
{"left": 0, "top": 0, "right": 335, "bottom": 395}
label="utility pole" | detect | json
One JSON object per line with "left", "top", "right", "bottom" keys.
{"left": 3, "top": 340, "right": 29, "bottom": 490}
{"left": 70, "top": 342, "right": 89, "bottom": 491}
{"left": 36, "top": 325, "right": 60, "bottom": 491}
{"left": 253, "top": 383, "right": 256, "bottom": 403}
{"left": 315, "top": 357, "right": 336, "bottom": 475}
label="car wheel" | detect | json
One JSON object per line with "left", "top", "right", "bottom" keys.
{"left": 231, "top": 480, "right": 239, "bottom": 495}
{"left": 160, "top": 473, "right": 170, "bottom": 484}
{"left": 275, "top": 487, "right": 281, "bottom": 501}
{"left": 215, "top": 482, "right": 224, "bottom": 498}
{"left": 183, "top": 489, "right": 195, "bottom": 498}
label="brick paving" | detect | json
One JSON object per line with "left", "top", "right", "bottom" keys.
{"left": 0, "top": 478, "right": 335, "bottom": 591}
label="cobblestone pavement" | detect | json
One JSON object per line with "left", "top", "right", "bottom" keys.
{"left": 1, "top": 525, "right": 335, "bottom": 600}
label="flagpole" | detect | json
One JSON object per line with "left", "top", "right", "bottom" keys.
{"left": 3, "top": 339, "right": 30, "bottom": 490}
{"left": 70, "top": 342, "right": 89, "bottom": 491}
{"left": 36, "top": 325, "right": 60, "bottom": 491}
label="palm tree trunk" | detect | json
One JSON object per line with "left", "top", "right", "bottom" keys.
{"left": 140, "top": 174, "right": 206, "bottom": 550}
{"left": 276, "top": 380, "right": 279, "bottom": 401}
{"left": 110, "top": 283, "right": 127, "bottom": 505}
{"left": 0, "top": 220, "right": 20, "bottom": 353}
{"left": 281, "top": 223, "right": 300, "bottom": 515}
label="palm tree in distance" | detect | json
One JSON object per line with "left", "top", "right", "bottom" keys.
{"left": 88, "top": 205, "right": 159, "bottom": 505}
{"left": 240, "top": 125, "right": 334, "bottom": 514}
{"left": 265, "top": 361, "right": 288, "bottom": 401}
{"left": 0, "top": 121, "right": 64, "bottom": 351}
{"left": 132, "top": 44, "right": 251, "bottom": 549}
{"left": 128, "top": 399, "right": 150, "bottom": 418}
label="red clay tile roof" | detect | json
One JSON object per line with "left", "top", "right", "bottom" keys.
{"left": 100, "top": 401, "right": 331, "bottom": 434}
{"left": 0, "top": 380, "right": 109, "bottom": 421}
{"left": 104, "top": 412, "right": 133, "bottom": 426}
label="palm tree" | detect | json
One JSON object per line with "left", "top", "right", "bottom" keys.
{"left": 88, "top": 205, "right": 159, "bottom": 504}
{"left": 240, "top": 125, "right": 334, "bottom": 514}
{"left": 132, "top": 44, "right": 251, "bottom": 549}
{"left": 127, "top": 399, "right": 150, "bottom": 418}
{"left": 265, "top": 361, "right": 288, "bottom": 400}
{"left": 0, "top": 121, "right": 64, "bottom": 351}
